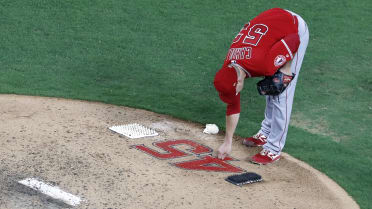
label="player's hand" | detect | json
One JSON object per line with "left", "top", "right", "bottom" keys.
{"left": 217, "top": 141, "right": 232, "bottom": 160}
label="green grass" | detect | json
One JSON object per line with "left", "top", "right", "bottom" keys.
{"left": 1, "top": 0, "right": 371, "bottom": 208}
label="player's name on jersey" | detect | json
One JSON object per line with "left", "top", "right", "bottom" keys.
{"left": 225, "top": 47, "right": 252, "bottom": 61}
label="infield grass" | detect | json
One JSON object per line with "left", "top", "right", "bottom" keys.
{"left": 1, "top": 0, "right": 371, "bottom": 208}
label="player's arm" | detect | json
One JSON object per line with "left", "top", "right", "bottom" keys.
{"left": 230, "top": 62, "right": 247, "bottom": 94}
{"left": 217, "top": 113, "right": 240, "bottom": 160}
{"left": 217, "top": 63, "right": 247, "bottom": 160}
{"left": 225, "top": 113, "right": 240, "bottom": 143}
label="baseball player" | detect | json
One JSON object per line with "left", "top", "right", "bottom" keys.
{"left": 214, "top": 8, "right": 309, "bottom": 164}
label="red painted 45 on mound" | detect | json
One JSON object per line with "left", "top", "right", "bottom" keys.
{"left": 132, "top": 139, "right": 244, "bottom": 173}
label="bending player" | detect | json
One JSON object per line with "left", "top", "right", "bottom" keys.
{"left": 214, "top": 8, "right": 309, "bottom": 164}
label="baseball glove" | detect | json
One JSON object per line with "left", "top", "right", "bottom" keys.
{"left": 256, "top": 71, "right": 295, "bottom": 96}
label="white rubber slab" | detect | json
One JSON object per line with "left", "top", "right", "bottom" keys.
{"left": 109, "top": 123, "right": 158, "bottom": 139}
{"left": 18, "top": 178, "right": 82, "bottom": 206}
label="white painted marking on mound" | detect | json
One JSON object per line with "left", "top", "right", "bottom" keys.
{"left": 18, "top": 178, "right": 82, "bottom": 206}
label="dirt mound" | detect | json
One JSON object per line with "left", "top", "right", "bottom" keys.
{"left": 0, "top": 95, "right": 359, "bottom": 209}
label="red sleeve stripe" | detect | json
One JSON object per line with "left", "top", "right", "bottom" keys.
{"left": 281, "top": 39, "right": 293, "bottom": 59}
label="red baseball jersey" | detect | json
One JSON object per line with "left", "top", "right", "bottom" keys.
{"left": 214, "top": 8, "right": 300, "bottom": 115}
{"left": 223, "top": 8, "right": 299, "bottom": 77}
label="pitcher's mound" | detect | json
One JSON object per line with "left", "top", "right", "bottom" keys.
{"left": 0, "top": 95, "right": 359, "bottom": 209}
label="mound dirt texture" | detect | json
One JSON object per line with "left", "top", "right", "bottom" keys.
{"left": 0, "top": 95, "right": 359, "bottom": 209}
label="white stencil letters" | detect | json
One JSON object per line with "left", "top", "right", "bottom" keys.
{"left": 233, "top": 23, "right": 268, "bottom": 46}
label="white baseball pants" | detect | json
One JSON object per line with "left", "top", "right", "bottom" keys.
{"left": 259, "top": 11, "right": 309, "bottom": 155}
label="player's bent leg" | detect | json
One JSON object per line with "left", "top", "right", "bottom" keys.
{"left": 263, "top": 85, "right": 295, "bottom": 154}
{"left": 250, "top": 12, "right": 309, "bottom": 165}
{"left": 250, "top": 85, "right": 295, "bottom": 164}
{"left": 260, "top": 95, "right": 274, "bottom": 136}
{"left": 243, "top": 95, "right": 274, "bottom": 147}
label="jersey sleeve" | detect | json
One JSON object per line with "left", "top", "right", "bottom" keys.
{"left": 225, "top": 93, "right": 240, "bottom": 115}
{"left": 265, "top": 33, "right": 300, "bottom": 76}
